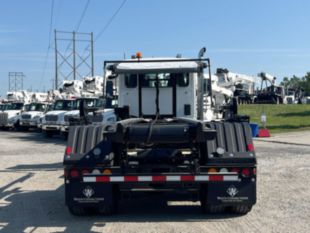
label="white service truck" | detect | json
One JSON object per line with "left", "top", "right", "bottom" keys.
{"left": 42, "top": 99, "right": 77, "bottom": 137}
{"left": 0, "top": 102, "right": 25, "bottom": 129}
{"left": 20, "top": 102, "right": 50, "bottom": 130}
{"left": 61, "top": 97, "right": 116, "bottom": 136}
{"left": 216, "top": 68, "right": 255, "bottom": 104}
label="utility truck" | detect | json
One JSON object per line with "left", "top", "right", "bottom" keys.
{"left": 63, "top": 49, "right": 256, "bottom": 216}
{"left": 216, "top": 68, "right": 255, "bottom": 104}
{"left": 255, "top": 72, "right": 284, "bottom": 104}
{"left": 42, "top": 80, "right": 83, "bottom": 137}
{"left": 61, "top": 97, "right": 116, "bottom": 137}
{"left": 81, "top": 76, "right": 104, "bottom": 97}
{"left": 20, "top": 102, "right": 50, "bottom": 130}
{"left": 0, "top": 91, "right": 32, "bottom": 129}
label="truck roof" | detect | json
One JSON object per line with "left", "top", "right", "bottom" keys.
{"left": 112, "top": 57, "right": 202, "bottom": 74}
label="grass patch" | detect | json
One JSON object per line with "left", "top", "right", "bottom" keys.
{"left": 238, "top": 104, "right": 310, "bottom": 134}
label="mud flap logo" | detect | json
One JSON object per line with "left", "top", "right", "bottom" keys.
{"left": 227, "top": 185, "right": 238, "bottom": 197}
{"left": 83, "top": 186, "right": 94, "bottom": 198}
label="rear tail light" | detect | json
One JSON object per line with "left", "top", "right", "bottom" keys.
{"left": 241, "top": 168, "right": 251, "bottom": 177}
{"left": 65, "top": 146, "right": 72, "bottom": 155}
{"left": 253, "top": 168, "right": 257, "bottom": 175}
{"left": 70, "top": 170, "right": 79, "bottom": 178}
{"left": 247, "top": 143, "right": 255, "bottom": 152}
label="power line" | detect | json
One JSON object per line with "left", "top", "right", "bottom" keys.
{"left": 95, "top": 0, "right": 128, "bottom": 42}
{"left": 53, "top": 0, "right": 63, "bottom": 29}
{"left": 80, "top": 0, "right": 128, "bottom": 56}
{"left": 76, "top": 0, "right": 90, "bottom": 31}
{"left": 40, "top": 0, "right": 55, "bottom": 89}
{"left": 63, "top": 0, "right": 91, "bottom": 56}
{"left": 47, "top": 0, "right": 55, "bottom": 48}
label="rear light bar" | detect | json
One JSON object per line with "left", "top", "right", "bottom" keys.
{"left": 83, "top": 174, "right": 239, "bottom": 183}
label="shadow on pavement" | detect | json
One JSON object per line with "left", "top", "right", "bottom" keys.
{"left": 0, "top": 181, "right": 241, "bottom": 233}
{"left": 6, "top": 131, "right": 66, "bottom": 146}
{"left": 6, "top": 162, "right": 63, "bottom": 172}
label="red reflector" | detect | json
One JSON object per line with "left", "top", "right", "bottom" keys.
{"left": 97, "top": 176, "right": 110, "bottom": 182}
{"left": 242, "top": 168, "right": 250, "bottom": 177}
{"left": 209, "top": 175, "right": 223, "bottom": 181}
{"left": 247, "top": 143, "right": 255, "bottom": 152}
{"left": 124, "top": 176, "right": 138, "bottom": 182}
{"left": 181, "top": 175, "right": 195, "bottom": 182}
{"left": 70, "top": 170, "right": 79, "bottom": 178}
{"left": 65, "top": 146, "right": 72, "bottom": 155}
{"left": 152, "top": 176, "right": 166, "bottom": 182}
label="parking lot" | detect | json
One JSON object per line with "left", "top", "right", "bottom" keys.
{"left": 0, "top": 131, "right": 309, "bottom": 233}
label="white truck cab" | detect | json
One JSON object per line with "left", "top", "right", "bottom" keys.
{"left": 0, "top": 103, "right": 10, "bottom": 112}
{"left": 0, "top": 102, "right": 24, "bottom": 129}
{"left": 115, "top": 59, "right": 199, "bottom": 119}
{"left": 42, "top": 99, "right": 78, "bottom": 137}
{"left": 60, "top": 97, "right": 116, "bottom": 134}
{"left": 20, "top": 102, "right": 49, "bottom": 130}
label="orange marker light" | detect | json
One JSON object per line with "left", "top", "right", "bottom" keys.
{"left": 136, "top": 52, "right": 142, "bottom": 59}
{"left": 103, "top": 169, "right": 112, "bottom": 175}
{"left": 208, "top": 168, "right": 217, "bottom": 173}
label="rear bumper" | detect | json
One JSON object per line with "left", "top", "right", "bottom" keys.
{"left": 65, "top": 172, "right": 256, "bottom": 207}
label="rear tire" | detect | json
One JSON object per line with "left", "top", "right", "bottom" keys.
{"left": 231, "top": 205, "right": 252, "bottom": 215}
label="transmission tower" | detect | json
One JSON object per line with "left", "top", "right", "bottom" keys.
{"left": 54, "top": 30, "right": 94, "bottom": 89}
{"left": 8, "top": 72, "right": 25, "bottom": 91}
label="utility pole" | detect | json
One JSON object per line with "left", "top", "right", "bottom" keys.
{"left": 8, "top": 72, "right": 25, "bottom": 91}
{"left": 54, "top": 29, "right": 58, "bottom": 90}
{"left": 54, "top": 30, "right": 94, "bottom": 89}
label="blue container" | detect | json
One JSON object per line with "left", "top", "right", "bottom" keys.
{"left": 250, "top": 123, "right": 259, "bottom": 137}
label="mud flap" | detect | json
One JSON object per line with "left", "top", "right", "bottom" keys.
{"left": 206, "top": 180, "right": 256, "bottom": 206}
{"left": 65, "top": 182, "right": 115, "bottom": 208}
